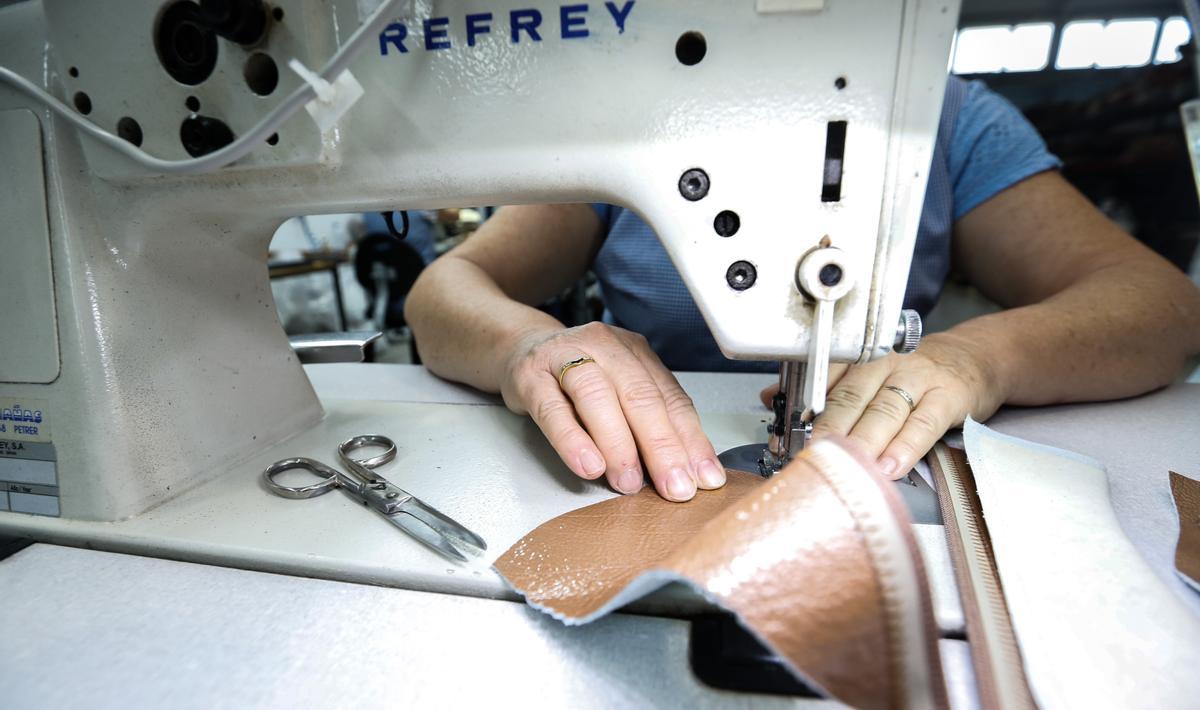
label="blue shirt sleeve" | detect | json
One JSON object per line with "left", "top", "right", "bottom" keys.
{"left": 948, "top": 80, "right": 1062, "bottom": 221}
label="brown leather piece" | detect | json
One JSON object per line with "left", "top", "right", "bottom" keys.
{"left": 495, "top": 439, "right": 946, "bottom": 710}
{"left": 1170, "top": 471, "right": 1200, "bottom": 588}
{"left": 498, "top": 469, "right": 765, "bottom": 616}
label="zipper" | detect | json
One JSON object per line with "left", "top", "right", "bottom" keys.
{"left": 929, "top": 442, "right": 1035, "bottom": 710}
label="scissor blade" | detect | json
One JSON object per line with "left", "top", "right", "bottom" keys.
{"left": 385, "top": 510, "right": 470, "bottom": 563}
{"left": 398, "top": 497, "right": 488, "bottom": 555}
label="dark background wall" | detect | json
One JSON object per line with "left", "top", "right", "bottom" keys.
{"left": 956, "top": 0, "right": 1199, "bottom": 272}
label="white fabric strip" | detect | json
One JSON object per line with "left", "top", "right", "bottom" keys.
{"left": 963, "top": 418, "right": 1200, "bottom": 709}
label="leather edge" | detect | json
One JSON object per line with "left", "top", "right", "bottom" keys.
{"left": 804, "top": 440, "right": 949, "bottom": 710}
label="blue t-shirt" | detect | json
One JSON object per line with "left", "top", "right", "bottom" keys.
{"left": 591, "top": 78, "right": 1061, "bottom": 372}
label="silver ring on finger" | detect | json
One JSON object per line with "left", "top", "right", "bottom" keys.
{"left": 557, "top": 355, "right": 597, "bottom": 387}
{"left": 882, "top": 385, "right": 916, "bottom": 414}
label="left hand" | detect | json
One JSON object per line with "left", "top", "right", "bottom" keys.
{"left": 760, "top": 333, "right": 1008, "bottom": 479}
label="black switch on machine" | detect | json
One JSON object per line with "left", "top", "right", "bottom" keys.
{"left": 200, "top": 0, "right": 268, "bottom": 45}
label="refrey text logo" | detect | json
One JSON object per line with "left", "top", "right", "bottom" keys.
{"left": 378, "top": 2, "right": 636, "bottom": 55}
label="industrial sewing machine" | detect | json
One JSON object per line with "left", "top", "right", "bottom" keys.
{"left": 0, "top": 0, "right": 954, "bottom": 701}
{"left": 0, "top": 0, "right": 961, "bottom": 688}
{"left": 9, "top": 7, "right": 1200, "bottom": 706}
{"left": 0, "top": 0, "right": 954, "bottom": 527}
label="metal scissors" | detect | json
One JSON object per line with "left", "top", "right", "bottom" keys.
{"left": 263, "top": 434, "right": 487, "bottom": 562}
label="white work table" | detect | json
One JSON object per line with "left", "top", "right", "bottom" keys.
{"left": 2, "top": 364, "right": 1197, "bottom": 708}
{"left": 0, "top": 364, "right": 961, "bottom": 627}
{"left": 0, "top": 544, "right": 834, "bottom": 708}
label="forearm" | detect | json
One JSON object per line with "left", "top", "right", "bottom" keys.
{"left": 943, "top": 260, "right": 1200, "bottom": 407}
{"left": 406, "top": 256, "right": 563, "bottom": 393}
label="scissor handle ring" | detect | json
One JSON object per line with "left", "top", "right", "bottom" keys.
{"left": 263, "top": 457, "right": 342, "bottom": 499}
{"left": 338, "top": 434, "right": 397, "bottom": 469}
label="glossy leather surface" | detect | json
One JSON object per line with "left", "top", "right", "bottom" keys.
{"left": 495, "top": 439, "right": 946, "bottom": 709}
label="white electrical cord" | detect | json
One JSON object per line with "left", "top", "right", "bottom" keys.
{"left": 0, "top": 0, "right": 402, "bottom": 175}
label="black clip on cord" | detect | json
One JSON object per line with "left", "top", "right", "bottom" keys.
{"left": 382, "top": 210, "right": 410, "bottom": 240}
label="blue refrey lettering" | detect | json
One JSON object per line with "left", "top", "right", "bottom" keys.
{"left": 605, "top": 1, "right": 634, "bottom": 33}
{"left": 603, "top": 1, "right": 634, "bottom": 33}
{"left": 424, "top": 17, "right": 452, "bottom": 50}
{"left": 466, "top": 12, "right": 493, "bottom": 46}
{"left": 511, "top": 9, "right": 543, "bottom": 43}
{"left": 380, "top": 22, "right": 408, "bottom": 54}
{"left": 378, "top": 2, "right": 636, "bottom": 56}
{"left": 560, "top": 4, "right": 588, "bottom": 39}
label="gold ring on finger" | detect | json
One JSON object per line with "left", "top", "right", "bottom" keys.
{"left": 557, "top": 356, "right": 597, "bottom": 387}
{"left": 882, "top": 385, "right": 916, "bottom": 414}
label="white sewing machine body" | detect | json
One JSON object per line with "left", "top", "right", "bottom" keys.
{"left": 0, "top": 0, "right": 956, "bottom": 526}
{"left": 9, "top": 5, "right": 1200, "bottom": 707}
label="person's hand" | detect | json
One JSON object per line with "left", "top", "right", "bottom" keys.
{"left": 501, "top": 323, "right": 726, "bottom": 501}
{"left": 760, "top": 333, "right": 1007, "bottom": 478}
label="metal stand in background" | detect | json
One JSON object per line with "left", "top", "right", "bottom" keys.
{"left": 288, "top": 331, "right": 382, "bottom": 364}
{"left": 268, "top": 249, "right": 352, "bottom": 331}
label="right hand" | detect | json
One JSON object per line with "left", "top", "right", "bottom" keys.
{"left": 500, "top": 322, "right": 727, "bottom": 502}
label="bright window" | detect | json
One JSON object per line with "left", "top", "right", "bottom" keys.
{"left": 1155, "top": 16, "right": 1191, "bottom": 64}
{"left": 1056, "top": 19, "right": 1160, "bottom": 70}
{"left": 952, "top": 23, "right": 1055, "bottom": 74}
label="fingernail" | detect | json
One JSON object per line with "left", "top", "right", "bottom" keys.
{"left": 618, "top": 467, "right": 644, "bottom": 494}
{"left": 666, "top": 468, "right": 696, "bottom": 502}
{"left": 878, "top": 457, "right": 899, "bottom": 478}
{"left": 579, "top": 449, "right": 605, "bottom": 478}
{"left": 696, "top": 459, "right": 726, "bottom": 489}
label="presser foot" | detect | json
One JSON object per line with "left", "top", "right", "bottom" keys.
{"left": 717, "top": 424, "right": 812, "bottom": 478}
{"left": 717, "top": 441, "right": 943, "bottom": 524}
{"left": 717, "top": 443, "right": 775, "bottom": 477}
{"left": 760, "top": 419, "right": 813, "bottom": 476}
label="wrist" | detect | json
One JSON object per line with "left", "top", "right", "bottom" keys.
{"left": 497, "top": 321, "right": 563, "bottom": 385}
{"left": 923, "top": 327, "right": 1015, "bottom": 412}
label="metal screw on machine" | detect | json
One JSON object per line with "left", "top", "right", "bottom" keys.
{"left": 726, "top": 260, "right": 757, "bottom": 291}
{"left": 679, "top": 168, "right": 710, "bottom": 201}
{"left": 894, "top": 309, "right": 923, "bottom": 354}
{"left": 818, "top": 263, "right": 843, "bottom": 287}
